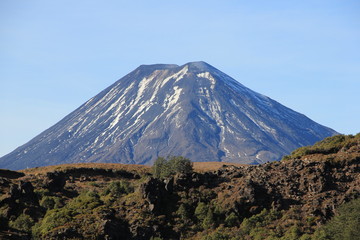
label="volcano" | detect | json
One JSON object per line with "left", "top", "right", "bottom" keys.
{"left": 0, "top": 61, "right": 337, "bottom": 170}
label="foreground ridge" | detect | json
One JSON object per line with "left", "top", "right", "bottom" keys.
{"left": 0, "top": 134, "right": 359, "bottom": 239}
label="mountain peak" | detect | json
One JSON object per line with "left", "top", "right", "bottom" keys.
{"left": 136, "top": 61, "right": 214, "bottom": 73}
{"left": 183, "top": 61, "right": 215, "bottom": 72}
{"left": 136, "top": 63, "right": 179, "bottom": 71}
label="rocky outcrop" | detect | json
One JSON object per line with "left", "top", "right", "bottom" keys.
{"left": 43, "top": 171, "right": 66, "bottom": 192}
{"left": 0, "top": 180, "right": 40, "bottom": 222}
{"left": 215, "top": 157, "right": 360, "bottom": 220}
{"left": 139, "top": 178, "right": 172, "bottom": 214}
{"left": 0, "top": 169, "right": 24, "bottom": 179}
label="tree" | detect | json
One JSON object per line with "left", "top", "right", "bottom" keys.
{"left": 168, "top": 156, "right": 193, "bottom": 175}
{"left": 153, "top": 157, "right": 168, "bottom": 178}
{"left": 152, "top": 156, "right": 193, "bottom": 178}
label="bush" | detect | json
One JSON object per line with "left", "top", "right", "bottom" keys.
{"left": 177, "top": 203, "right": 191, "bottom": 220}
{"left": 202, "top": 229, "right": 232, "bottom": 240}
{"left": 282, "top": 224, "right": 301, "bottom": 240}
{"left": 67, "top": 191, "right": 103, "bottom": 212}
{"left": 9, "top": 213, "right": 34, "bottom": 232}
{"left": 318, "top": 198, "right": 360, "bottom": 240}
{"left": 152, "top": 156, "right": 193, "bottom": 178}
{"left": 225, "top": 212, "right": 238, "bottom": 227}
{"left": 40, "top": 196, "right": 63, "bottom": 209}
{"left": 103, "top": 180, "right": 134, "bottom": 197}
{"left": 195, "top": 202, "right": 208, "bottom": 222}
{"left": 33, "top": 190, "right": 104, "bottom": 237}
{"left": 32, "top": 208, "right": 73, "bottom": 237}
{"left": 202, "top": 208, "right": 215, "bottom": 229}
{"left": 240, "top": 209, "right": 282, "bottom": 236}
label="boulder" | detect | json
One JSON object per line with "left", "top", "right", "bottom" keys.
{"left": 43, "top": 171, "right": 66, "bottom": 192}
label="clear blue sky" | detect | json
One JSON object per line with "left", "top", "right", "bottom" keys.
{"left": 1, "top": 0, "right": 359, "bottom": 157}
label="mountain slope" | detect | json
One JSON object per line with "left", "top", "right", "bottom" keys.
{"left": 0, "top": 61, "right": 337, "bottom": 170}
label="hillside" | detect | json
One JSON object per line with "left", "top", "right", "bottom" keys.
{"left": 0, "top": 62, "right": 337, "bottom": 170}
{"left": 0, "top": 134, "right": 359, "bottom": 239}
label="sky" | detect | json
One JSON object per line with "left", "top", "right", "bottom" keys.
{"left": 0, "top": 0, "right": 359, "bottom": 157}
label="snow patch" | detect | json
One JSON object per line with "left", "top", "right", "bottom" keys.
{"left": 197, "top": 72, "right": 216, "bottom": 89}
{"left": 163, "top": 86, "right": 183, "bottom": 109}
{"left": 160, "top": 66, "right": 188, "bottom": 87}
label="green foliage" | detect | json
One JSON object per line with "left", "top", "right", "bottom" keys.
{"left": 168, "top": 156, "right": 193, "bottom": 175}
{"left": 67, "top": 191, "right": 103, "bottom": 211}
{"left": 9, "top": 213, "right": 34, "bottom": 232}
{"left": 202, "top": 228, "right": 233, "bottom": 240}
{"left": 282, "top": 224, "right": 301, "bottom": 240}
{"left": 152, "top": 156, "right": 193, "bottom": 178}
{"left": 240, "top": 209, "right": 282, "bottom": 237}
{"left": 102, "top": 180, "right": 134, "bottom": 197}
{"left": 40, "top": 196, "right": 63, "bottom": 209}
{"left": 195, "top": 202, "right": 209, "bottom": 222}
{"left": 32, "top": 208, "right": 73, "bottom": 237}
{"left": 282, "top": 133, "right": 360, "bottom": 160}
{"left": 202, "top": 208, "right": 215, "bottom": 229}
{"left": 152, "top": 157, "right": 168, "bottom": 179}
{"left": 33, "top": 190, "right": 104, "bottom": 237}
{"left": 34, "top": 188, "right": 50, "bottom": 198}
{"left": 299, "top": 234, "right": 312, "bottom": 240}
{"left": 318, "top": 198, "right": 360, "bottom": 240}
{"left": 224, "top": 212, "right": 239, "bottom": 227}
{"left": 177, "top": 203, "right": 191, "bottom": 220}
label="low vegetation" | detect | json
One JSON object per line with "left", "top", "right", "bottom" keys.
{"left": 282, "top": 133, "right": 360, "bottom": 160}
{"left": 313, "top": 198, "right": 360, "bottom": 240}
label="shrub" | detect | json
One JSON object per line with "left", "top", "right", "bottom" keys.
{"left": 195, "top": 202, "right": 208, "bottom": 222}
{"left": 33, "top": 190, "right": 104, "bottom": 237}
{"left": 225, "top": 212, "right": 238, "bottom": 227}
{"left": 202, "top": 208, "right": 215, "bottom": 229}
{"left": 240, "top": 209, "right": 282, "bottom": 236}
{"left": 40, "top": 196, "right": 63, "bottom": 209}
{"left": 202, "top": 229, "right": 232, "bottom": 240}
{"left": 177, "top": 203, "right": 191, "bottom": 220}
{"left": 9, "top": 213, "right": 34, "bottom": 232}
{"left": 318, "top": 198, "right": 360, "bottom": 240}
{"left": 67, "top": 191, "right": 103, "bottom": 212}
{"left": 102, "top": 180, "right": 134, "bottom": 197}
{"left": 32, "top": 208, "right": 73, "bottom": 237}
{"left": 282, "top": 224, "right": 301, "bottom": 240}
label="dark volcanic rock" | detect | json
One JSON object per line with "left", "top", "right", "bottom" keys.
{"left": 217, "top": 157, "right": 360, "bottom": 221}
{"left": 139, "top": 178, "right": 172, "bottom": 214}
{"left": 43, "top": 171, "right": 66, "bottom": 192}
{"left": 0, "top": 169, "right": 24, "bottom": 179}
